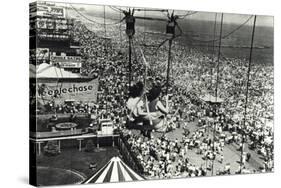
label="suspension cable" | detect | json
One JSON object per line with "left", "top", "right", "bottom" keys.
{"left": 215, "top": 13, "right": 224, "bottom": 101}
{"left": 210, "top": 13, "right": 217, "bottom": 99}
{"left": 109, "top": 5, "right": 126, "bottom": 13}
{"left": 165, "top": 38, "right": 173, "bottom": 95}
{"left": 128, "top": 36, "right": 132, "bottom": 88}
{"left": 119, "top": 10, "right": 122, "bottom": 46}
{"left": 143, "top": 10, "right": 146, "bottom": 44}
{"left": 240, "top": 15, "right": 257, "bottom": 171}
{"left": 104, "top": 6, "right": 107, "bottom": 55}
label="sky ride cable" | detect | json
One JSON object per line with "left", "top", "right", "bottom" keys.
{"left": 128, "top": 38, "right": 152, "bottom": 125}
{"left": 210, "top": 13, "right": 218, "bottom": 100}
{"left": 109, "top": 6, "right": 126, "bottom": 13}
{"left": 206, "top": 13, "right": 217, "bottom": 164}
{"left": 143, "top": 10, "right": 146, "bottom": 44}
{"left": 104, "top": 6, "right": 108, "bottom": 56}
{"left": 140, "top": 49, "right": 153, "bottom": 125}
{"left": 165, "top": 38, "right": 173, "bottom": 96}
{"left": 215, "top": 13, "right": 224, "bottom": 101}
{"left": 211, "top": 13, "right": 223, "bottom": 176}
{"left": 119, "top": 10, "right": 123, "bottom": 47}
{"left": 109, "top": 6, "right": 123, "bottom": 13}
{"left": 240, "top": 15, "right": 257, "bottom": 171}
{"left": 139, "top": 48, "right": 153, "bottom": 126}
{"left": 128, "top": 36, "right": 133, "bottom": 89}
{"left": 134, "top": 38, "right": 170, "bottom": 126}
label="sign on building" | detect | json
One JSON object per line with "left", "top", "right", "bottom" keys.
{"left": 36, "top": 78, "right": 99, "bottom": 105}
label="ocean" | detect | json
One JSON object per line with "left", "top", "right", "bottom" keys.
{"left": 69, "top": 8, "right": 274, "bottom": 65}
{"left": 139, "top": 18, "right": 274, "bottom": 65}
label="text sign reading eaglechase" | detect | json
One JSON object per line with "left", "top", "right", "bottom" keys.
{"left": 37, "top": 78, "right": 98, "bottom": 104}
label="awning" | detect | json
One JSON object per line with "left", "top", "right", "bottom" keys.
{"left": 84, "top": 156, "right": 144, "bottom": 184}
{"left": 35, "top": 63, "right": 80, "bottom": 78}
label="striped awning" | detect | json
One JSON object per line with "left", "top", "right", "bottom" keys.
{"left": 84, "top": 156, "right": 144, "bottom": 184}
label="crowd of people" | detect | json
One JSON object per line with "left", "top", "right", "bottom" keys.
{"left": 121, "top": 103, "right": 273, "bottom": 178}
{"left": 134, "top": 32, "right": 274, "bottom": 173}
{"left": 122, "top": 131, "right": 208, "bottom": 178}
{"left": 36, "top": 18, "right": 274, "bottom": 177}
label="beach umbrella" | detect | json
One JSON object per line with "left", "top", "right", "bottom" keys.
{"left": 264, "top": 136, "right": 273, "bottom": 145}
{"left": 232, "top": 114, "right": 240, "bottom": 122}
{"left": 263, "top": 119, "right": 273, "bottom": 129}
{"left": 200, "top": 94, "right": 224, "bottom": 103}
{"left": 83, "top": 156, "right": 144, "bottom": 184}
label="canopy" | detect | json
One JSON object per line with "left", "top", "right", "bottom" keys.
{"left": 200, "top": 94, "right": 224, "bottom": 103}
{"left": 31, "top": 63, "right": 80, "bottom": 78}
{"left": 84, "top": 156, "right": 144, "bottom": 184}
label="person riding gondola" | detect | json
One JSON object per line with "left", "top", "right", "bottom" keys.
{"left": 126, "top": 82, "right": 169, "bottom": 133}
{"left": 126, "top": 82, "right": 148, "bottom": 128}
{"left": 146, "top": 85, "right": 169, "bottom": 132}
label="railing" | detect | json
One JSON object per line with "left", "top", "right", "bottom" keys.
{"left": 30, "top": 127, "right": 144, "bottom": 175}
{"left": 117, "top": 133, "right": 145, "bottom": 175}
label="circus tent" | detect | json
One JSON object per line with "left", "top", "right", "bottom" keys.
{"left": 83, "top": 156, "right": 144, "bottom": 184}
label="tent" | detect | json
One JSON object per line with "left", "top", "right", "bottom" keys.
{"left": 31, "top": 63, "right": 80, "bottom": 78}
{"left": 84, "top": 156, "right": 144, "bottom": 184}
